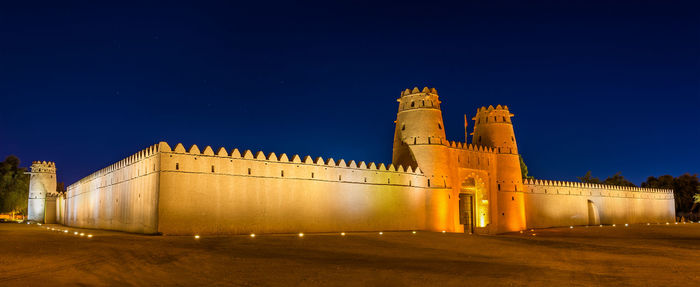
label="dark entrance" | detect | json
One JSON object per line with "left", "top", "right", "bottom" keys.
{"left": 459, "top": 194, "right": 474, "bottom": 234}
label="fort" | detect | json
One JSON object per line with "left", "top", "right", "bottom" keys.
{"left": 26, "top": 87, "right": 675, "bottom": 235}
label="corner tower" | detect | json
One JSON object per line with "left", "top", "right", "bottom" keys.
{"left": 471, "top": 105, "right": 526, "bottom": 232}
{"left": 27, "top": 161, "right": 57, "bottom": 223}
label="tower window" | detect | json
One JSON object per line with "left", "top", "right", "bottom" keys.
{"left": 437, "top": 123, "right": 442, "bottom": 129}
{"left": 339, "top": 175, "right": 342, "bottom": 181}
{"left": 175, "top": 163, "right": 179, "bottom": 170}
{"left": 402, "top": 124, "right": 405, "bottom": 131}
{"left": 248, "top": 168, "right": 251, "bottom": 175}
{"left": 498, "top": 184, "right": 501, "bottom": 191}
{"left": 211, "top": 165, "right": 215, "bottom": 172}
{"left": 511, "top": 136, "right": 514, "bottom": 142}
{"left": 411, "top": 101, "right": 415, "bottom": 107}
{"left": 281, "top": 170, "right": 284, "bottom": 177}
{"left": 503, "top": 116, "right": 506, "bottom": 122}
{"left": 311, "top": 172, "right": 314, "bottom": 178}
{"left": 427, "top": 179, "right": 431, "bottom": 187}
{"left": 478, "top": 136, "right": 482, "bottom": 143}
{"left": 494, "top": 116, "right": 497, "bottom": 122}
{"left": 388, "top": 179, "right": 391, "bottom": 184}
{"left": 422, "top": 100, "right": 425, "bottom": 107}
{"left": 485, "top": 118, "right": 488, "bottom": 123}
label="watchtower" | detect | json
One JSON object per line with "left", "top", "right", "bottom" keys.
{"left": 27, "top": 161, "right": 57, "bottom": 223}
{"left": 392, "top": 87, "right": 450, "bottom": 182}
{"left": 471, "top": 105, "right": 526, "bottom": 232}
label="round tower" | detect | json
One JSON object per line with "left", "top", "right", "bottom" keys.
{"left": 27, "top": 161, "right": 57, "bottom": 223}
{"left": 471, "top": 105, "right": 526, "bottom": 233}
{"left": 392, "top": 87, "right": 453, "bottom": 232}
{"left": 471, "top": 105, "right": 518, "bottom": 154}
{"left": 392, "top": 86, "right": 448, "bottom": 176}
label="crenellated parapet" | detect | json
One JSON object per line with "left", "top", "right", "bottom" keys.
{"left": 161, "top": 142, "right": 424, "bottom": 175}
{"left": 67, "top": 143, "right": 161, "bottom": 189}
{"left": 30, "top": 161, "right": 56, "bottom": 174}
{"left": 524, "top": 178, "right": 673, "bottom": 194}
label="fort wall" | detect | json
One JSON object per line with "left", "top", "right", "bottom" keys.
{"left": 523, "top": 179, "right": 675, "bottom": 228}
{"left": 157, "top": 142, "right": 433, "bottom": 235}
{"left": 65, "top": 144, "right": 161, "bottom": 234}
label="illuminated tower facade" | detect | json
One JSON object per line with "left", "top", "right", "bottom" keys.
{"left": 27, "top": 161, "right": 57, "bottom": 223}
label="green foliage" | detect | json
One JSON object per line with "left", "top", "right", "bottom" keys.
{"left": 577, "top": 171, "right": 635, "bottom": 186}
{"left": 0, "top": 156, "right": 29, "bottom": 215}
{"left": 602, "top": 172, "right": 636, "bottom": 187}
{"left": 519, "top": 155, "right": 533, "bottom": 179}
{"left": 577, "top": 171, "right": 602, "bottom": 184}
{"left": 642, "top": 173, "right": 699, "bottom": 215}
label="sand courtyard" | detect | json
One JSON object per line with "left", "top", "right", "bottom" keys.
{"left": 1, "top": 223, "right": 698, "bottom": 286}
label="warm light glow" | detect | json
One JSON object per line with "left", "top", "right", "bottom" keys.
{"left": 87, "top": 234, "right": 93, "bottom": 238}
{"left": 250, "top": 233, "right": 255, "bottom": 238}
{"left": 80, "top": 233, "right": 85, "bottom": 236}
{"left": 675, "top": 222, "right": 678, "bottom": 225}
{"left": 624, "top": 224, "right": 628, "bottom": 227}
{"left": 612, "top": 224, "right": 616, "bottom": 227}
{"left": 480, "top": 215, "right": 485, "bottom": 227}
{"left": 298, "top": 233, "right": 304, "bottom": 237}
{"left": 74, "top": 232, "right": 78, "bottom": 235}
{"left": 530, "top": 229, "right": 534, "bottom": 232}
{"left": 412, "top": 231, "right": 416, "bottom": 234}
{"left": 519, "top": 230, "right": 523, "bottom": 234}
{"left": 37, "top": 223, "right": 42, "bottom": 226}
{"left": 64, "top": 230, "right": 68, "bottom": 233}
{"left": 569, "top": 226, "right": 573, "bottom": 229}
{"left": 599, "top": 225, "right": 603, "bottom": 227}
{"left": 379, "top": 232, "right": 383, "bottom": 235}
{"left": 666, "top": 222, "right": 670, "bottom": 225}
{"left": 194, "top": 235, "right": 200, "bottom": 239}
{"left": 647, "top": 223, "right": 650, "bottom": 225}
{"left": 441, "top": 230, "right": 446, "bottom": 233}
{"left": 532, "top": 233, "right": 536, "bottom": 236}
{"left": 340, "top": 232, "right": 345, "bottom": 236}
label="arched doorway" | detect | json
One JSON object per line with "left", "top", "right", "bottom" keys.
{"left": 460, "top": 175, "right": 488, "bottom": 234}
{"left": 587, "top": 200, "right": 600, "bottom": 225}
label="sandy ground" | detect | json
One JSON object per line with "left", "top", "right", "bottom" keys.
{"left": 1, "top": 223, "right": 699, "bottom": 286}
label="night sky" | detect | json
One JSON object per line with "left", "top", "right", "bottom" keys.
{"left": 1, "top": 1, "right": 698, "bottom": 185}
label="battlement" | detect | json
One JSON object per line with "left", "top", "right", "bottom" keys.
{"left": 473, "top": 105, "right": 514, "bottom": 124}
{"left": 524, "top": 178, "right": 673, "bottom": 194}
{"left": 400, "top": 86, "right": 438, "bottom": 97}
{"left": 161, "top": 142, "right": 424, "bottom": 176}
{"left": 30, "top": 161, "right": 56, "bottom": 173}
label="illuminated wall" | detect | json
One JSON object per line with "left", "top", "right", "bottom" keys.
{"left": 157, "top": 142, "right": 431, "bottom": 235}
{"left": 65, "top": 145, "right": 160, "bottom": 234}
{"left": 524, "top": 179, "right": 675, "bottom": 228}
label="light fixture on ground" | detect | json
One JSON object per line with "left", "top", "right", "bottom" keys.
{"left": 250, "top": 233, "right": 255, "bottom": 238}
{"left": 74, "top": 231, "right": 78, "bottom": 235}
{"left": 625, "top": 223, "right": 629, "bottom": 227}
{"left": 441, "top": 230, "right": 446, "bottom": 233}
{"left": 298, "top": 233, "right": 304, "bottom": 237}
{"left": 80, "top": 233, "right": 84, "bottom": 236}
{"left": 412, "top": 231, "right": 416, "bottom": 234}
{"left": 340, "top": 232, "right": 345, "bottom": 236}
{"left": 194, "top": 235, "right": 200, "bottom": 239}
{"left": 379, "top": 232, "right": 383, "bottom": 235}
{"left": 569, "top": 226, "right": 573, "bottom": 229}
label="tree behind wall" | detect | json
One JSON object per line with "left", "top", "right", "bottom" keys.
{"left": 642, "top": 173, "right": 699, "bottom": 218}
{"left": 0, "top": 156, "right": 29, "bottom": 215}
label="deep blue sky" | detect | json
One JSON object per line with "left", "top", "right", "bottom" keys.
{"left": 1, "top": 1, "right": 698, "bottom": 185}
